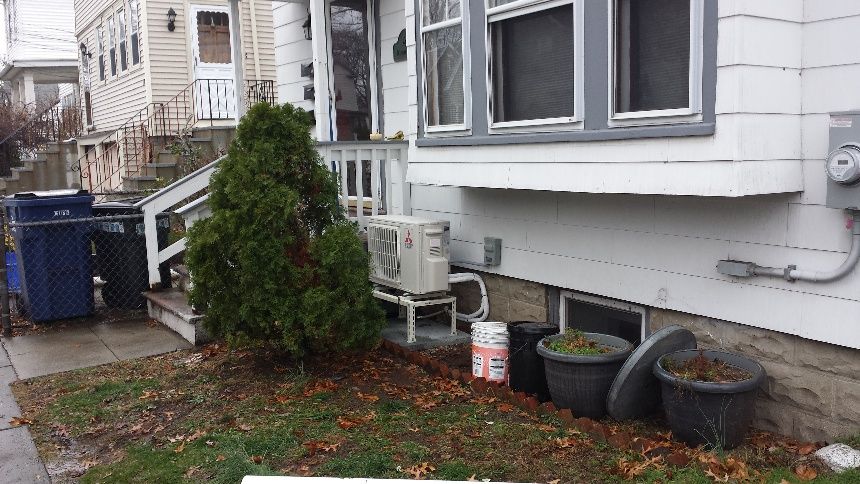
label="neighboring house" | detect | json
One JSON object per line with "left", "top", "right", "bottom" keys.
{"left": 272, "top": 0, "right": 860, "bottom": 442}
{"left": 0, "top": 0, "right": 78, "bottom": 109}
{"left": 74, "top": 0, "right": 277, "bottom": 194}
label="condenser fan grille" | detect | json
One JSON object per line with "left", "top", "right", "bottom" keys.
{"left": 368, "top": 224, "right": 400, "bottom": 283}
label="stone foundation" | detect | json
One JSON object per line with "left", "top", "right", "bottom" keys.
{"left": 449, "top": 269, "right": 860, "bottom": 442}
{"left": 448, "top": 268, "right": 548, "bottom": 323}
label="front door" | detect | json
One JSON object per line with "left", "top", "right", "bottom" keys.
{"left": 327, "top": 0, "right": 377, "bottom": 141}
{"left": 191, "top": 5, "right": 236, "bottom": 120}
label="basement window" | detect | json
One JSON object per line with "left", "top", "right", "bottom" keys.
{"left": 559, "top": 291, "right": 646, "bottom": 346}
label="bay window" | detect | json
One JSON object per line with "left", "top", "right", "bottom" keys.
{"left": 421, "top": 0, "right": 468, "bottom": 131}
{"left": 487, "top": 0, "right": 583, "bottom": 128}
{"left": 611, "top": 0, "right": 703, "bottom": 122}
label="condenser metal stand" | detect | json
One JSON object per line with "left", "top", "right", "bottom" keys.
{"left": 372, "top": 287, "right": 456, "bottom": 344}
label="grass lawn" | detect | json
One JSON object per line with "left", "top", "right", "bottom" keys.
{"left": 10, "top": 343, "right": 859, "bottom": 483}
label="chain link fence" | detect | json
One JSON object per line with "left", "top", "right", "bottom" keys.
{"left": 1, "top": 209, "right": 174, "bottom": 334}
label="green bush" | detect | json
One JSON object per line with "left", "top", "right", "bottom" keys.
{"left": 185, "top": 103, "right": 384, "bottom": 358}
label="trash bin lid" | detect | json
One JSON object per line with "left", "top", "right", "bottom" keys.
{"left": 507, "top": 322, "right": 557, "bottom": 335}
{"left": 10, "top": 189, "right": 89, "bottom": 199}
{"left": 605, "top": 325, "right": 697, "bottom": 421}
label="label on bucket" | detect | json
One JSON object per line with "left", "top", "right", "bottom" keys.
{"left": 472, "top": 353, "right": 483, "bottom": 377}
{"left": 488, "top": 357, "right": 506, "bottom": 381}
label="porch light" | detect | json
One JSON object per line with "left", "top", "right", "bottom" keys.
{"left": 302, "top": 13, "right": 312, "bottom": 40}
{"left": 167, "top": 7, "right": 177, "bottom": 32}
{"left": 79, "top": 42, "right": 91, "bottom": 58}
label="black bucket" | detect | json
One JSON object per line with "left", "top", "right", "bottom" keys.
{"left": 507, "top": 322, "right": 558, "bottom": 401}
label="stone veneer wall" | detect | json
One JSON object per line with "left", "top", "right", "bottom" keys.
{"left": 449, "top": 270, "right": 860, "bottom": 442}
{"left": 448, "top": 268, "right": 548, "bottom": 323}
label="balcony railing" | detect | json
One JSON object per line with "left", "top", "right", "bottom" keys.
{"left": 245, "top": 79, "right": 276, "bottom": 107}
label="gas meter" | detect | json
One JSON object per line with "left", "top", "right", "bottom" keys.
{"left": 825, "top": 112, "right": 860, "bottom": 209}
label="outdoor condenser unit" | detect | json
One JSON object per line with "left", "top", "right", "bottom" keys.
{"left": 366, "top": 215, "right": 450, "bottom": 295}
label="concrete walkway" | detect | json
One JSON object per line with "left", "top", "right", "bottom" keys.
{"left": 0, "top": 318, "right": 193, "bottom": 482}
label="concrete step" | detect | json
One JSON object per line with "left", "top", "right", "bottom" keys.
{"left": 142, "top": 162, "right": 177, "bottom": 181}
{"left": 144, "top": 288, "right": 210, "bottom": 345}
{"left": 122, "top": 175, "right": 159, "bottom": 191}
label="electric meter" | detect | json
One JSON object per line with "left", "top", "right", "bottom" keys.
{"left": 825, "top": 144, "right": 860, "bottom": 185}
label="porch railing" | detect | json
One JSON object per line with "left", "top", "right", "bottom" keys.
{"left": 245, "top": 79, "right": 276, "bottom": 107}
{"left": 136, "top": 140, "right": 408, "bottom": 285}
{"left": 0, "top": 101, "right": 83, "bottom": 177}
{"left": 78, "top": 79, "right": 240, "bottom": 195}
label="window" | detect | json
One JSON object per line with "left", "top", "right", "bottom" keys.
{"left": 487, "top": 0, "right": 582, "bottom": 128}
{"left": 197, "top": 11, "right": 232, "bottom": 64}
{"left": 420, "top": 0, "right": 468, "bottom": 130}
{"left": 107, "top": 15, "right": 117, "bottom": 76}
{"left": 117, "top": 7, "right": 128, "bottom": 72}
{"left": 97, "top": 26, "right": 106, "bottom": 81}
{"left": 129, "top": 0, "right": 140, "bottom": 65}
{"left": 611, "top": 0, "right": 703, "bottom": 121}
{"left": 560, "top": 291, "right": 646, "bottom": 346}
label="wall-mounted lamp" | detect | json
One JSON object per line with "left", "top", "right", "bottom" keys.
{"left": 167, "top": 7, "right": 177, "bottom": 32}
{"left": 79, "top": 42, "right": 91, "bottom": 58}
{"left": 302, "top": 12, "right": 312, "bottom": 40}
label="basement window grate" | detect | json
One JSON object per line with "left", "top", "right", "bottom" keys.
{"left": 559, "top": 291, "right": 647, "bottom": 346}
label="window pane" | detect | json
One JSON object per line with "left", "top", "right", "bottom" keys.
{"left": 330, "top": 0, "right": 372, "bottom": 141}
{"left": 197, "top": 12, "right": 232, "bottom": 64}
{"left": 487, "top": 0, "right": 518, "bottom": 8}
{"left": 424, "top": 26, "right": 464, "bottom": 126}
{"left": 491, "top": 5, "right": 574, "bottom": 123}
{"left": 615, "top": 0, "right": 690, "bottom": 113}
{"left": 423, "top": 0, "right": 460, "bottom": 25}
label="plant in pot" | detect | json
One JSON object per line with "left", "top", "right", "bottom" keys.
{"left": 653, "top": 349, "right": 765, "bottom": 450}
{"left": 536, "top": 330, "right": 633, "bottom": 418}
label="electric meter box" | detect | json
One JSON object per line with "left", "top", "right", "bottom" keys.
{"left": 826, "top": 112, "right": 860, "bottom": 209}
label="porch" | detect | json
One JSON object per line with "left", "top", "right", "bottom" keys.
{"left": 137, "top": 139, "right": 410, "bottom": 344}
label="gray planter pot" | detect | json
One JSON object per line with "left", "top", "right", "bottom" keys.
{"left": 653, "top": 349, "right": 766, "bottom": 450}
{"left": 536, "top": 332, "right": 633, "bottom": 418}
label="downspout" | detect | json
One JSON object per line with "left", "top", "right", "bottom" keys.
{"left": 717, "top": 211, "right": 860, "bottom": 283}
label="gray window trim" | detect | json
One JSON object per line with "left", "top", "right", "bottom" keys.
{"left": 415, "top": 0, "right": 717, "bottom": 147}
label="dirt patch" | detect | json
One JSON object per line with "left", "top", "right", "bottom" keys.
{"left": 421, "top": 343, "right": 471, "bottom": 373}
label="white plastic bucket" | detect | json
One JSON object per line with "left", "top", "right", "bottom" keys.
{"left": 472, "top": 322, "right": 509, "bottom": 383}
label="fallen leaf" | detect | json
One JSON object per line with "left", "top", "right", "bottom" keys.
{"left": 467, "top": 475, "right": 478, "bottom": 482}
{"left": 186, "top": 429, "right": 206, "bottom": 442}
{"left": 250, "top": 455, "right": 264, "bottom": 464}
{"left": 205, "top": 440, "right": 216, "bottom": 447}
{"left": 274, "top": 395, "right": 292, "bottom": 404}
{"left": 357, "top": 392, "right": 379, "bottom": 402}
{"left": 216, "top": 454, "right": 226, "bottom": 462}
{"left": 138, "top": 390, "right": 159, "bottom": 401}
{"left": 547, "top": 480, "right": 560, "bottom": 484}
{"left": 9, "top": 417, "right": 32, "bottom": 427}
{"left": 404, "top": 462, "right": 436, "bottom": 479}
{"left": 174, "top": 441, "right": 186, "bottom": 453}
{"left": 237, "top": 423, "right": 253, "bottom": 432}
{"left": 794, "top": 464, "right": 817, "bottom": 481}
{"left": 337, "top": 416, "right": 361, "bottom": 430}
{"left": 496, "top": 403, "right": 515, "bottom": 413}
{"left": 184, "top": 466, "right": 201, "bottom": 478}
{"left": 797, "top": 443, "right": 816, "bottom": 455}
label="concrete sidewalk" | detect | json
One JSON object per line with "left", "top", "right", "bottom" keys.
{"left": 0, "top": 317, "right": 194, "bottom": 482}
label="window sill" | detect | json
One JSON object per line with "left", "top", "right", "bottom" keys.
{"left": 416, "top": 121, "right": 714, "bottom": 147}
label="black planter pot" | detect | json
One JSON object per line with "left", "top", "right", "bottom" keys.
{"left": 653, "top": 349, "right": 766, "bottom": 450}
{"left": 536, "top": 332, "right": 633, "bottom": 418}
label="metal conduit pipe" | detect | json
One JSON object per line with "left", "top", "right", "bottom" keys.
{"left": 718, "top": 210, "right": 860, "bottom": 283}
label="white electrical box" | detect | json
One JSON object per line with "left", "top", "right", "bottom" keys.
{"left": 366, "top": 215, "right": 450, "bottom": 295}
{"left": 826, "top": 112, "right": 860, "bottom": 209}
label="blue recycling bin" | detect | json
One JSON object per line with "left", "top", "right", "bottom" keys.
{"left": 4, "top": 190, "right": 95, "bottom": 322}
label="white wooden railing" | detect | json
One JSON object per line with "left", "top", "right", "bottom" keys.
{"left": 136, "top": 141, "right": 409, "bottom": 286}
{"left": 316, "top": 140, "right": 409, "bottom": 231}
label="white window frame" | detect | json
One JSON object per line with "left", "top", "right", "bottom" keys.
{"left": 485, "top": 0, "right": 584, "bottom": 133}
{"left": 107, "top": 14, "right": 117, "bottom": 77}
{"left": 607, "top": 0, "right": 704, "bottom": 127}
{"left": 97, "top": 25, "right": 106, "bottom": 82}
{"left": 117, "top": 6, "right": 128, "bottom": 72}
{"left": 129, "top": 0, "right": 141, "bottom": 66}
{"left": 420, "top": 0, "right": 472, "bottom": 135}
{"left": 559, "top": 290, "right": 647, "bottom": 341}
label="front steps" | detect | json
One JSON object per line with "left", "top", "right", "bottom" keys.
{"left": 1, "top": 141, "right": 80, "bottom": 195}
{"left": 144, "top": 288, "right": 210, "bottom": 345}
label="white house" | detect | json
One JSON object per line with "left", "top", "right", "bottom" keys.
{"left": 0, "top": 0, "right": 78, "bottom": 107}
{"left": 271, "top": 0, "right": 860, "bottom": 442}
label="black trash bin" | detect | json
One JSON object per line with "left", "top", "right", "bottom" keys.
{"left": 92, "top": 201, "right": 171, "bottom": 309}
{"left": 507, "top": 322, "right": 558, "bottom": 402}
